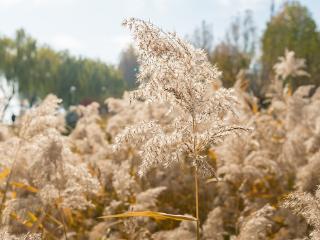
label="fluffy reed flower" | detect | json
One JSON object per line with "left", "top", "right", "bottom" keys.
{"left": 19, "top": 94, "right": 64, "bottom": 139}
{"left": 237, "top": 204, "right": 275, "bottom": 240}
{"left": 22, "top": 99, "right": 100, "bottom": 210}
{"left": 133, "top": 186, "right": 166, "bottom": 211}
{"left": 283, "top": 187, "right": 320, "bottom": 240}
{"left": 112, "top": 160, "right": 137, "bottom": 200}
{"left": 116, "top": 18, "right": 250, "bottom": 177}
{"left": 0, "top": 94, "right": 100, "bottom": 235}
{"left": 273, "top": 49, "right": 310, "bottom": 80}
{"left": 69, "top": 102, "right": 107, "bottom": 155}
{"left": 152, "top": 217, "right": 196, "bottom": 240}
{"left": 0, "top": 228, "right": 41, "bottom": 240}
{"left": 202, "top": 207, "right": 224, "bottom": 240}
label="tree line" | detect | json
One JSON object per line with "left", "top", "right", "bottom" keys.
{"left": 0, "top": 1, "right": 319, "bottom": 107}
{"left": 190, "top": 1, "right": 320, "bottom": 96}
{"left": 0, "top": 29, "right": 126, "bottom": 107}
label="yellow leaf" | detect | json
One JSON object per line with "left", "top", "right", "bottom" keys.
{"left": 0, "top": 168, "right": 10, "bottom": 180}
{"left": 257, "top": 194, "right": 274, "bottom": 199}
{"left": 272, "top": 215, "right": 285, "bottom": 225}
{"left": 27, "top": 211, "right": 38, "bottom": 222}
{"left": 208, "top": 149, "right": 217, "bottom": 162}
{"left": 11, "top": 191, "right": 17, "bottom": 199}
{"left": 46, "top": 213, "right": 64, "bottom": 226}
{"left": 252, "top": 102, "right": 259, "bottom": 113}
{"left": 206, "top": 177, "right": 223, "bottom": 184}
{"left": 22, "top": 220, "right": 33, "bottom": 228}
{"left": 100, "top": 211, "right": 197, "bottom": 222}
{"left": 271, "top": 135, "right": 284, "bottom": 143}
{"left": 11, "top": 212, "right": 33, "bottom": 228}
{"left": 11, "top": 182, "right": 38, "bottom": 193}
{"left": 62, "top": 207, "right": 73, "bottom": 224}
{"left": 10, "top": 212, "right": 18, "bottom": 220}
{"left": 27, "top": 211, "right": 44, "bottom": 229}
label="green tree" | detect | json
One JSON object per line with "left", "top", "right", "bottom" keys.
{"left": 118, "top": 44, "right": 139, "bottom": 89}
{"left": 211, "top": 42, "right": 251, "bottom": 88}
{"left": 0, "top": 29, "right": 126, "bottom": 107}
{"left": 261, "top": 1, "right": 320, "bottom": 88}
{"left": 187, "top": 20, "right": 214, "bottom": 54}
{"left": 210, "top": 10, "right": 256, "bottom": 87}
{"left": 1, "top": 29, "right": 38, "bottom": 98}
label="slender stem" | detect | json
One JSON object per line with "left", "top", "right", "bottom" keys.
{"left": 194, "top": 166, "right": 200, "bottom": 240}
{"left": 58, "top": 206, "right": 68, "bottom": 240}
{"left": 0, "top": 143, "right": 22, "bottom": 219}
{"left": 58, "top": 190, "right": 68, "bottom": 240}
{"left": 30, "top": 207, "right": 47, "bottom": 233}
{"left": 192, "top": 114, "right": 200, "bottom": 240}
{"left": 0, "top": 115, "right": 33, "bottom": 219}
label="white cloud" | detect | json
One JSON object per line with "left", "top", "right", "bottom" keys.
{"left": 31, "top": 0, "right": 75, "bottom": 7}
{"left": 217, "top": 0, "right": 284, "bottom": 11}
{"left": 148, "top": 0, "right": 170, "bottom": 13}
{"left": 0, "top": 0, "right": 76, "bottom": 7}
{"left": 0, "top": 0, "right": 23, "bottom": 7}
{"left": 103, "top": 34, "right": 132, "bottom": 63}
{"left": 216, "top": 0, "right": 231, "bottom": 7}
{"left": 110, "top": 35, "right": 132, "bottom": 49}
{"left": 50, "top": 34, "right": 84, "bottom": 51}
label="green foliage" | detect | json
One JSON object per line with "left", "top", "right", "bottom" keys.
{"left": 210, "top": 42, "right": 251, "bottom": 88}
{"left": 210, "top": 10, "right": 256, "bottom": 88}
{"left": 0, "top": 29, "right": 125, "bottom": 106}
{"left": 262, "top": 1, "right": 320, "bottom": 88}
{"left": 186, "top": 20, "right": 214, "bottom": 54}
{"left": 119, "top": 44, "right": 139, "bottom": 90}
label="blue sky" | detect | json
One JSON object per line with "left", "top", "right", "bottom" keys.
{"left": 0, "top": 0, "right": 319, "bottom": 64}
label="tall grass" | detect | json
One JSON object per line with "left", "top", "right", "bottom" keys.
{"left": 0, "top": 19, "right": 318, "bottom": 240}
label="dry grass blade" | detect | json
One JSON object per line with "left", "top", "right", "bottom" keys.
{"left": 206, "top": 177, "right": 223, "bottom": 184}
{"left": 100, "top": 211, "right": 197, "bottom": 221}
{"left": 0, "top": 168, "right": 10, "bottom": 180}
{"left": 11, "top": 181, "right": 38, "bottom": 193}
